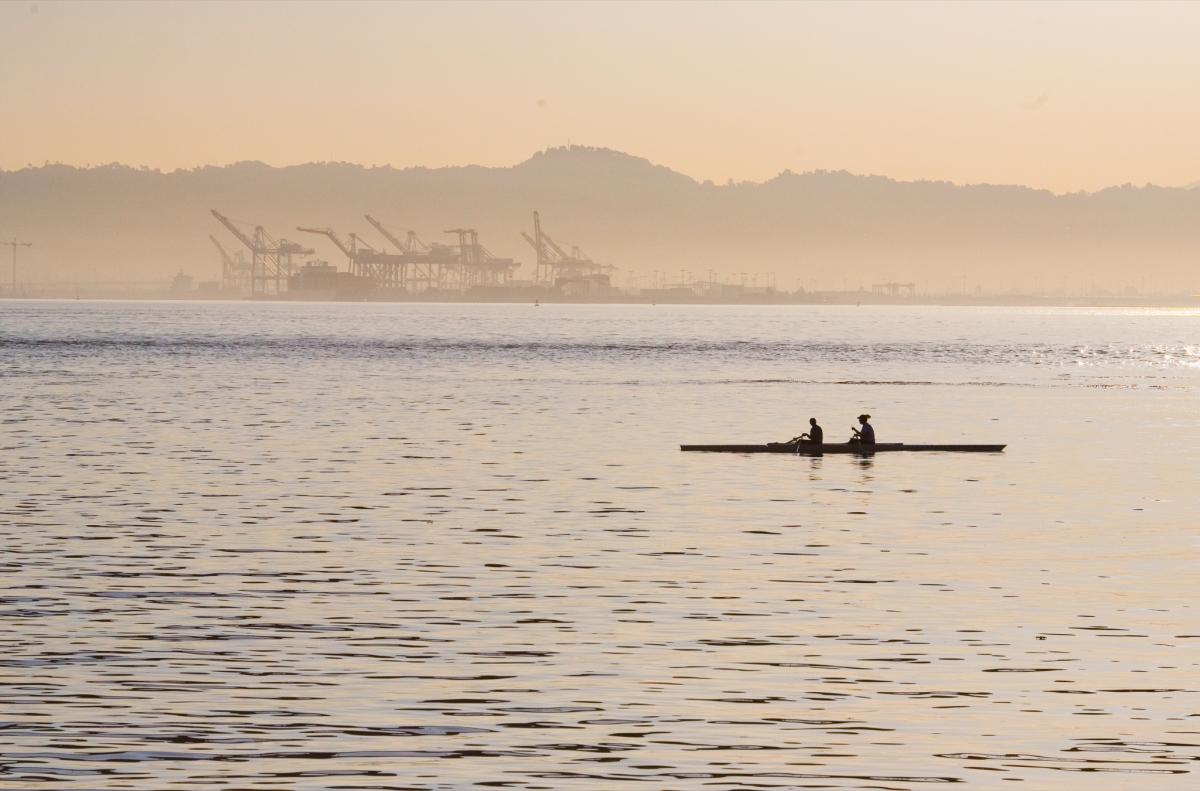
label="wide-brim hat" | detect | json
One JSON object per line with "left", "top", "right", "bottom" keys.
{"left": 857, "top": 414, "right": 871, "bottom": 420}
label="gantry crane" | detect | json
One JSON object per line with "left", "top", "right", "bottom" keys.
{"left": 444, "top": 228, "right": 519, "bottom": 289}
{"left": 209, "top": 234, "right": 250, "bottom": 292}
{"left": 364, "top": 215, "right": 451, "bottom": 291}
{"left": 3, "top": 237, "right": 32, "bottom": 296}
{"left": 295, "top": 227, "right": 367, "bottom": 268}
{"left": 363, "top": 215, "right": 416, "bottom": 254}
{"left": 299, "top": 224, "right": 419, "bottom": 291}
{"left": 363, "top": 215, "right": 513, "bottom": 292}
{"left": 521, "top": 211, "right": 613, "bottom": 286}
{"left": 210, "top": 210, "right": 312, "bottom": 296}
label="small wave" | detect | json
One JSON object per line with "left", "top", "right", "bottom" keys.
{"left": 4, "top": 333, "right": 1199, "bottom": 370}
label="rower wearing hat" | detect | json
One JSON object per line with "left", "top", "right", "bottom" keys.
{"left": 850, "top": 414, "right": 875, "bottom": 446}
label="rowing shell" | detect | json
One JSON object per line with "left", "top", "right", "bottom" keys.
{"left": 680, "top": 442, "right": 1006, "bottom": 454}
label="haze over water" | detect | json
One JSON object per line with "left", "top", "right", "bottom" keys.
{"left": 2, "top": 300, "right": 1198, "bottom": 789}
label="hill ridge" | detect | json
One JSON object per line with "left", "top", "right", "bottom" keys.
{"left": 2, "top": 146, "right": 1198, "bottom": 292}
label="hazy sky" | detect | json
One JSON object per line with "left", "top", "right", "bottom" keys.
{"left": 2, "top": 0, "right": 1198, "bottom": 191}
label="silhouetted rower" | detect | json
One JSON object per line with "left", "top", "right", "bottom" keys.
{"left": 850, "top": 414, "right": 875, "bottom": 445}
{"left": 787, "top": 417, "right": 823, "bottom": 446}
{"left": 799, "top": 417, "right": 823, "bottom": 446}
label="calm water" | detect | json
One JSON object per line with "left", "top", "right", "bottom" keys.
{"left": 2, "top": 300, "right": 1198, "bottom": 790}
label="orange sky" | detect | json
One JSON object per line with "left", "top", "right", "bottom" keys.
{"left": 2, "top": 0, "right": 1198, "bottom": 192}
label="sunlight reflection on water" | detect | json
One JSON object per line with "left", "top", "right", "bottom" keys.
{"left": 2, "top": 301, "right": 1198, "bottom": 789}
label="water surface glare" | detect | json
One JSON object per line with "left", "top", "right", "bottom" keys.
{"left": 2, "top": 301, "right": 1198, "bottom": 790}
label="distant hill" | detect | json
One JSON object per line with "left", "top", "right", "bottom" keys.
{"left": 2, "top": 146, "right": 1199, "bottom": 293}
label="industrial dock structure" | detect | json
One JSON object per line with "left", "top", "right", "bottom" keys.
{"left": 202, "top": 209, "right": 1030, "bottom": 305}
{"left": 104, "top": 208, "right": 1177, "bottom": 307}
{"left": 209, "top": 209, "right": 614, "bottom": 301}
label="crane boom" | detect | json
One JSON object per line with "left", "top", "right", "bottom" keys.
{"left": 349, "top": 233, "right": 377, "bottom": 253}
{"left": 541, "top": 232, "right": 571, "bottom": 261}
{"left": 533, "top": 211, "right": 547, "bottom": 264}
{"left": 296, "top": 226, "right": 353, "bottom": 260}
{"left": 363, "top": 215, "right": 408, "bottom": 253}
{"left": 520, "top": 231, "right": 543, "bottom": 255}
{"left": 210, "top": 209, "right": 259, "bottom": 251}
{"left": 208, "top": 234, "right": 236, "bottom": 267}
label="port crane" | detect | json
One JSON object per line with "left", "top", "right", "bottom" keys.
{"left": 444, "top": 228, "right": 519, "bottom": 288}
{"left": 359, "top": 215, "right": 516, "bottom": 292}
{"left": 364, "top": 215, "right": 453, "bottom": 290}
{"left": 521, "top": 211, "right": 612, "bottom": 285}
{"left": 298, "top": 225, "right": 417, "bottom": 290}
{"left": 3, "top": 237, "right": 32, "bottom": 296}
{"left": 363, "top": 214, "right": 420, "bottom": 255}
{"left": 295, "top": 227, "right": 378, "bottom": 268}
{"left": 209, "top": 234, "right": 249, "bottom": 292}
{"left": 211, "top": 210, "right": 312, "bottom": 296}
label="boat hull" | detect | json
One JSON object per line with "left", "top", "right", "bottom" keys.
{"left": 680, "top": 442, "right": 1005, "bottom": 454}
